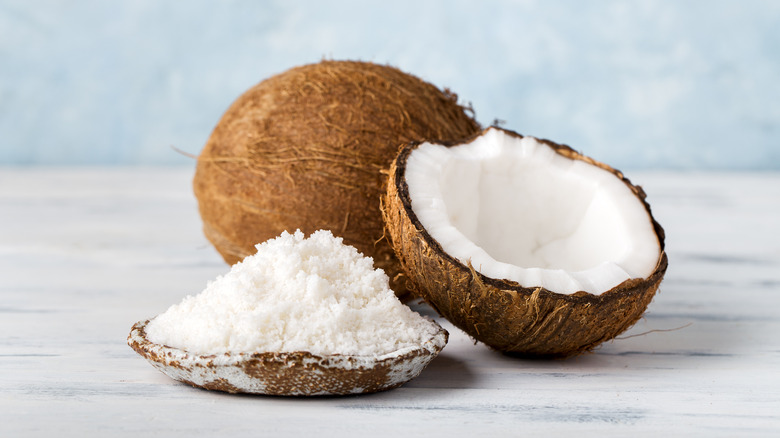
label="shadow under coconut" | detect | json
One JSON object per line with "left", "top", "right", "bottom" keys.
{"left": 600, "top": 315, "right": 747, "bottom": 364}
{"left": 486, "top": 313, "right": 749, "bottom": 373}
{"left": 401, "top": 352, "right": 476, "bottom": 391}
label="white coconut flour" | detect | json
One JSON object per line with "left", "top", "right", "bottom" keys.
{"left": 145, "top": 230, "right": 438, "bottom": 357}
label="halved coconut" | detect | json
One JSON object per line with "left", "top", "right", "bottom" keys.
{"left": 382, "top": 127, "right": 667, "bottom": 357}
{"left": 128, "top": 319, "right": 448, "bottom": 396}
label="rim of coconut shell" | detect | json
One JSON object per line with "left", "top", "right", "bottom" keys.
{"left": 127, "top": 318, "right": 448, "bottom": 396}
{"left": 390, "top": 126, "right": 668, "bottom": 305}
{"left": 382, "top": 126, "right": 668, "bottom": 357}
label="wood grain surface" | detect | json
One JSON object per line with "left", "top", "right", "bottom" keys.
{"left": 1, "top": 168, "right": 778, "bottom": 436}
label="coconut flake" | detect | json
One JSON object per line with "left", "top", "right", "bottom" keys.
{"left": 145, "top": 230, "right": 440, "bottom": 356}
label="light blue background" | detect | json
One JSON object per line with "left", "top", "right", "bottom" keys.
{"left": 1, "top": 0, "right": 778, "bottom": 169}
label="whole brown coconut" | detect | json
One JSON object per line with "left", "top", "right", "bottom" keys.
{"left": 193, "top": 60, "right": 480, "bottom": 296}
{"left": 382, "top": 127, "right": 668, "bottom": 357}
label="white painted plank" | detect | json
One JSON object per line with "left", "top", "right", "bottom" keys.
{"left": 1, "top": 168, "right": 778, "bottom": 436}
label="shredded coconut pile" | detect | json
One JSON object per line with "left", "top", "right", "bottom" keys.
{"left": 145, "top": 230, "right": 438, "bottom": 356}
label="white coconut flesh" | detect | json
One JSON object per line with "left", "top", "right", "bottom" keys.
{"left": 404, "top": 128, "right": 661, "bottom": 295}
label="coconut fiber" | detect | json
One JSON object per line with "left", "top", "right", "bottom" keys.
{"left": 193, "top": 60, "right": 480, "bottom": 297}
{"left": 382, "top": 128, "right": 668, "bottom": 357}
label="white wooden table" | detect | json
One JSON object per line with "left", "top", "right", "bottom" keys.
{"left": 1, "top": 168, "right": 778, "bottom": 436}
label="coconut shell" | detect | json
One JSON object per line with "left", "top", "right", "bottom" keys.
{"left": 382, "top": 127, "right": 668, "bottom": 357}
{"left": 193, "top": 60, "right": 480, "bottom": 298}
{"left": 128, "top": 318, "right": 448, "bottom": 396}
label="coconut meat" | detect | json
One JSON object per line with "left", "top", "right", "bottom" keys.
{"left": 404, "top": 128, "right": 661, "bottom": 295}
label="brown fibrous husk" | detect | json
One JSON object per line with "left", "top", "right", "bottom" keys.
{"left": 128, "top": 318, "right": 448, "bottom": 396}
{"left": 382, "top": 127, "right": 668, "bottom": 357}
{"left": 193, "top": 60, "right": 480, "bottom": 298}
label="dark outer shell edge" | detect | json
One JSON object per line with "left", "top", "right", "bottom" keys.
{"left": 392, "top": 125, "right": 668, "bottom": 305}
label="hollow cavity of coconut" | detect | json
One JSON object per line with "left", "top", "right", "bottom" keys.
{"left": 383, "top": 127, "right": 668, "bottom": 357}
{"left": 194, "top": 60, "right": 480, "bottom": 297}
